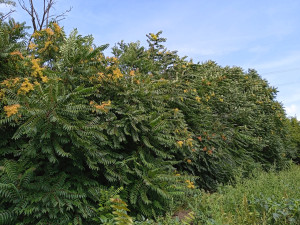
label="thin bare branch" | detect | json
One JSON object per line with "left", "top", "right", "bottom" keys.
{"left": 52, "top": 6, "right": 72, "bottom": 22}
{"left": 18, "top": 0, "right": 71, "bottom": 32}
{"left": 0, "top": 9, "right": 16, "bottom": 21}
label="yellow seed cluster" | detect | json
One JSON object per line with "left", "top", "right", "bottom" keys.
{"left": 45, "top": 28, "right": 54, "bottom": 36}
{"left": 1, "top": 78, "right": 20, "bottom": 88}
{"left": 4, "top": 104, "right": 20, "bottom": 117}
{"left": 38, "top": 40, "right": 53, "bottom": 53}
{"left": 185, "top": 180, "right": 195, "bottom": 189}
{"left": 41, "top": 76, "right": 49, "bottom": 83}
{"left": 111, "top": 57, "right": 118, "bottom": 62}
{"left": 186, "top": 138, "right": 193, "bottom": 147}
{"left": 33, "top": 81, "right": 40, "bottom": 86}
{"left": 177, "top": 141, "right": 183, "bottom": 147}
{"left": 31, "top": 58, "right": 44, "bottom": 77}
{"left": 28, "top": 42, "right": 37, "bottom": 50}
{"left": 53, "top": 23, "right": 61, "bottom": 33}
{"left": 10, "top": 51, "right": 24, "bottom": 59}
{"left": 32, "top": 31, "right": 41, "bottom": 38}
{"left": 112, "top": 68, "right": 123, "bottom": 79}
{"left": 129, "top": 70, "right": 135, "bottom": 76}
{"left": 150, "top": 33, "right": 158, "bottom": 41}
{"left": 195, "top": 96, "right": 201, "bottom": 102}
{"left": 17, "top": 78, "right": 34, "bottom": 95}
{"left": 90, "top": 100, "right": 111, "bottom": 113}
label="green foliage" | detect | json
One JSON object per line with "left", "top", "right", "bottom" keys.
{"left": 0, "top": 15, "right": 297, "bottom": 224}
{"left": 93, "top": 187, "right": 133, "bottom": 225}
{"left": 0, "top": 24, "right": 194, "bottom": 222}
{"left": 136, "top": 164, "right": 300, "bottom": 224}
{"left": 285, "top": 117, "right": 300, "bottom": 163}
{"left": 187, "top": 164, "right": 300, "bottom": 225}
{"left": 112, "top": 32, "right": 289, "bottom": 190}
{"left": 0, "top": 19, "right": 27, "bottom": 80}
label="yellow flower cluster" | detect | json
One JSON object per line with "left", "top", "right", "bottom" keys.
{"left": 177, "top": 141, "right": 184, "bottom": 147}
{"left": 150, "top": 33, "right": 158, "bottom": 41}
{"left": 38, "top": 40, "right": 53, "bottom": 53}
{"left": 1, "top": 77, "right": 20, "bottom": 88}
{"left": 32, "top": 31, "right": 41, "bottom": 38}
{"left": 4, "top": 104, "right": 20, "bottom": 117}
{"left": 206, "top": 95, "right": 211, "bottom": 102}
{"left": 41, "top": 76, "right": 49, "bottom": 83}
{"left": 112, "top": 68, "right": 123, "bottom": 79}
{"left": 10, "top": 51, "right": 24, "bottom": 59}
{"left": 195, "top": 96, "right": 201, "bottom": 102}
{"left": 45, "top": 27, "right": 54, "bottom": 36}
{"left": 17, "top": 78, "right": 34, "bottom": 95}
{"left": 185, "top": 180, "right": 195, "bottom": 189}
{"left": 53, "top": 23, "right": 61, "bottom": 33}
{"left": 186, "top": 138, "right": 193, "bottom": 147}
{"left": 28, "top": 42, "right": 37, "bottom": 50}
{"left": 129, "top": 70, "right": 135, "bottom": 76}
{"left": 111, "top": 57, "right": 118, "bottom": 62}
{"left": 34, "top": 81, "right": 40, "bottom": 86}
{"left": 90, "top": 100, "right": 111, "bottom": 113}
{"left": 31, "top": 58, "right": 44, "bottom": 77}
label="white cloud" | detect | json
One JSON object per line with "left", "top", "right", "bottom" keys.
{"left": 285, "top": 104, "right": 299, "bottom": 118}
{"left": 0, "top": 3, "right": 13, "bottom": 12}
{"left": 277, "top": 89, "right": 300, "bottom": 104}
{"left": 251, "top": 51, "right": 300, "bottom": 71}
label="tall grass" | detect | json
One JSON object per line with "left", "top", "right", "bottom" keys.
{"left": 191, "top": 163, "right": 300, "bottom": 224}
{"left": 136, "top": 163, "right": 300, "bottom": 224}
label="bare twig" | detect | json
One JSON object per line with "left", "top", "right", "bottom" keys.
{"left": 0, "top": 9, "right": 16, "bottom": 20}
{"left": 17, "top": 0, "right": 71, "bottom": 31}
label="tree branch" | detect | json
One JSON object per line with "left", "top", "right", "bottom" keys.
{"left": 17, "top": 0, "right": 71, "bottom": 32}
{"left": 0, "top": 9, "right": 15, "bottom": 20}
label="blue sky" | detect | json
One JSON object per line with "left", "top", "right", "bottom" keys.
{"left": 2, "top": 0, "right": 300, "bottom": 118}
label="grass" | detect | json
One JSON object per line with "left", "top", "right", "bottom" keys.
{"left": 136, "top": 163, "right": 300, "bottom": 224}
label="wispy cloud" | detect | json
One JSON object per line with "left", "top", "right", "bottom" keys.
{"left": 252, "top": 51, "right": 300, "bottom": 71}
{"left": 285, "top": 104, "right": 299, "bottom": 118}
{"left": 0, "top": 3, "right": 14, "bottom": 11}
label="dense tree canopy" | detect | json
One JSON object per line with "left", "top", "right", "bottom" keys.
{"left": 0, "top": 13, "right": 299, "bottom": 224}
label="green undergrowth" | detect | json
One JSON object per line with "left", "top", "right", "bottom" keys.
{"left": 137, "top": 163, "right": 300, "bottom": 225}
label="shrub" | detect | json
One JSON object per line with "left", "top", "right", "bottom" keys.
{"left": 0, "top": 18, "right": 296, "bottom": 223}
